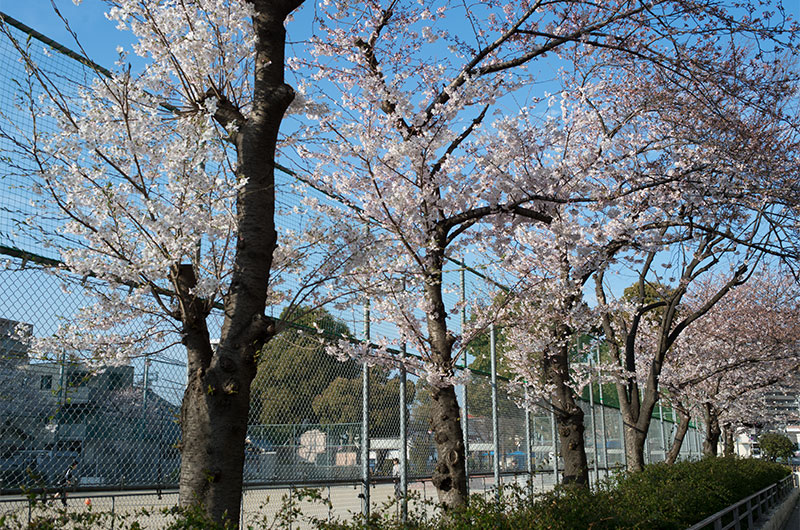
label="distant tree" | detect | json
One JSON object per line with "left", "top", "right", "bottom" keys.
{"left": 466, "top": 327, "right": 514, "bottom": 418}
{"left": 312, "top": 370, "right": 416, "bottom": 439}
{"left": 250, "top": 307, "right": 359, "bottom": 429}
{"left": 758, "top": 433, "right": 796, "bottom": 462}
{"left": 660, "top": 270, "right": 800, "bottom": 458}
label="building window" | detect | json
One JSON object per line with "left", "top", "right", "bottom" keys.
{"left": 40, "top": 375, "right": 52, "bottom": 390}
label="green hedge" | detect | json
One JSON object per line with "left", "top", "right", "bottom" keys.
{"left": 441, "top": 457, "right": 792, "bottom": 530}
{"left": 353, "top": 457, "right": 791, "bottom": 530}
{"left": 0, "top": 457, "right": 790, "bottom": 529}
{"left": 605, "top": 458, "right": 791, "bottom": 528}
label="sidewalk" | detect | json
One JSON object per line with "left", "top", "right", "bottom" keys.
{"left": 780, "top": 498, "right": 800, "bottom": 530}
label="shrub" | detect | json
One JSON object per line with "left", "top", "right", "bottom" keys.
{"left": 608, "top": 457, "right": 790, "bottom": 529}
{"left": 0, "top": 458, "right": 788, "bottom": 529}
{"left": 758, "top": 432, "right": 797, "bottom": 462}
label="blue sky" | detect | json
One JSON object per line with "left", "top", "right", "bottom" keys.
{"left": 5, "top": 0, "right": 799, "bottom": 70}
{"left": 2, "top": 1, "right": 130, "bottom": 68}
{"left": 3, "top": 0, "right": 798, "bottom": 341}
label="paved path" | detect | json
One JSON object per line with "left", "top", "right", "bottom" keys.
{"left": 0, "top": 474, "right": 560, "bottom": 529}
{"left": 781, "top": 498, "right": 800, "bottom": 530}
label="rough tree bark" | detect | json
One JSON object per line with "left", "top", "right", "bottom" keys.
{"left": 702, "top": 403, "right": 721, "bottom": 457}
{"left": 177, "top": 0, "right": 302, "bottom": 523}
{"left": 665, "top": 409, "right": 690, "bottom": 464}
{"left": 424, "top": 237, "right": 467, "bottom": 509}
{"left": 722, "top": 423, "right": 735, "bottom": 457}
{"left": 546, "top": 339, "right": 590, "bottom": 486}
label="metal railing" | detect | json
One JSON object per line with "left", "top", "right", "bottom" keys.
{"left": 687, "top": 474, "right": 795, "bottom": 530}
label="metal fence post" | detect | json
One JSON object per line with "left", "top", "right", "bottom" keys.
{"left": 619, "top": 406, "right": 627, "bottom": 470}
{"left": 490, "top": 324, "right": 500, "bottom": 499}
{"left": 138, "top": 359, "right": 150, "bottom": 483}
{"left": 550, "top": 409, "right": 558, "bottom": 485}
{"left": 639, "top": 388, "right": 649, "bottom": 465}
{"left": 658, "top": 402, "right": 667, "bottom": 462}
{"left": 328, "top": 486, "right": 332, "bottom": 522}
{"left": 524, "top": 387, "right": 533, "bottom": 493}
{"left": 361, "top": 301, "right": 370, "bottom": 519}
{"left": 239, "top": 485, "right": 244, "bottom": 528}
{"left": 588, "top": 354, "right": 599, "bottom": 487}
{"left": 595, "top": 345, "right": 608, "bottom": 479}
{"left": 399, "top": 339, "right": 408, "bottom": 523}
{"left": 460, "top": 265, "right": 470, "bottom": 497}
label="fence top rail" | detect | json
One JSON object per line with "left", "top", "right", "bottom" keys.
{"left": 686, "top": 475, "right": 793, "bottom": 530}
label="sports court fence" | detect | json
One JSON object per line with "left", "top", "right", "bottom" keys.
{"left": 0, "top": 10, "right": 706, "bottom": 523}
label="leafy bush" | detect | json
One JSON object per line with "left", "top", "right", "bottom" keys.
{"left": 313, "top": 457, "right": 790, "bottom": 530}
{"left": 608, "top": 457, "right": 790, "bottom": 529}
{"left": 0, "top": 458, "right": 788, "bottom": 529}
{"left": 758, "top": 432, "right": 797, "bottom": 462}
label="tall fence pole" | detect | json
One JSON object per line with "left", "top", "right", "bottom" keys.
{"left": 588, "top": 352, "right": 599, "bottom": 487}
{"left": 618, "top": 407, "right": 627, "bottom": 471}
{"left": 658, "top": 402, "right": 667, "bottom": 462}
{"left": 460, "top": 265, "right": 470, "bottom": 496}
{"left": 640, "top": 388, "right": 649, "bottom": 465}
{"left": 490, "top": 324, "right": 500, "bottom": 498}
{"left": 56, "top": 349, "right": 66, "bottom": 449}
{"left": 399, "top": 338, "right": 408, "bottom": 523}
{"left": 550, "top": 409, "right": 558, "bottom": 485}
{"left": 361, "top": 301, "right": 371, "bottom": 518}
{"left": 138, "top": 359, "right": 150, "bottom": 482}
{"left": 524, "top": 387, "right": 533, "bottom": 492}
{"left": 595, "top": 344, "right": 608, "bottom": 479}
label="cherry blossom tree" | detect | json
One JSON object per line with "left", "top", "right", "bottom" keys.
{"left": 4, "top": 0, "right": 309, "bottom": 523}
{"left": 290, "top": 0, "right": 799, "bottom": 497}
{"left": 660, "top": 270, "right": 800, "bottom": 457}
{"left": 495, "top": 46, "right": 799, "bottom": 479}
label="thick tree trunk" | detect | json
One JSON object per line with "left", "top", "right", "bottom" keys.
{"left": 177, "top": 263, "right": 276, "bottom": 523}
{"left": 180, "top": 344, "right": 260, "bottom": 523}
{"left": 703, "top": 427, "right": 721, "bottom": 457}
{"left": 430, "top": 384, "right": 467, "bottom": 508}
{"left": 177, "top": 1, "right": 300, "bottom": 524}
{"left": 702, "top": 404, "right": 721, "bottom": 457}
{"left": 623, "top": 422, "right": 648, "bottom": 472}
{"left": 618, "top": 361, "right": 663, "bottom": 472}
{"left": 553, "top": 392, "right": 589, "bottom": 486}
{"left": 424, "top": 242, "right": 467, "bottom": 509}
{"left": 615, "top": 381, "right": 649, "bottom": 472}
{"left": 665, "top": 410, "right": 690, "bottom": 464}
{"left": 722, "top": 424, "right": 735, "bottom": 457}
{"left": 547, "top": 341, "right": 590, "bottom": 486}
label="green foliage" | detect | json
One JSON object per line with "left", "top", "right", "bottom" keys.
{"left": 758, "top": 432, "right": 796, "bottom": 462}
{"left": 1, "top": 458, "right": 788, "bottom": 529}
{"left": 622, "top": 282, "right": 674, "bottom": 306}
{"left": 251, "top": 307, "right": 360, "bottom": 431}
{"left": 619, "top": 281, "right": 681, "bottom": 329}
{"left": 258, "top": 458, "right": 790, "bottom": 530}
{"left": 251, "top": 307, "right": 415, "bottom": 443}
{"left": 312, "top": 369, "right": 416, "bottom": 438}
{"left": 608, "top": 458, "right": 790, "bottom": 528}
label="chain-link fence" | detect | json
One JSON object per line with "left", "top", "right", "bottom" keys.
{"left": 0, "top": 10, "right": 707, "bottom": 524}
